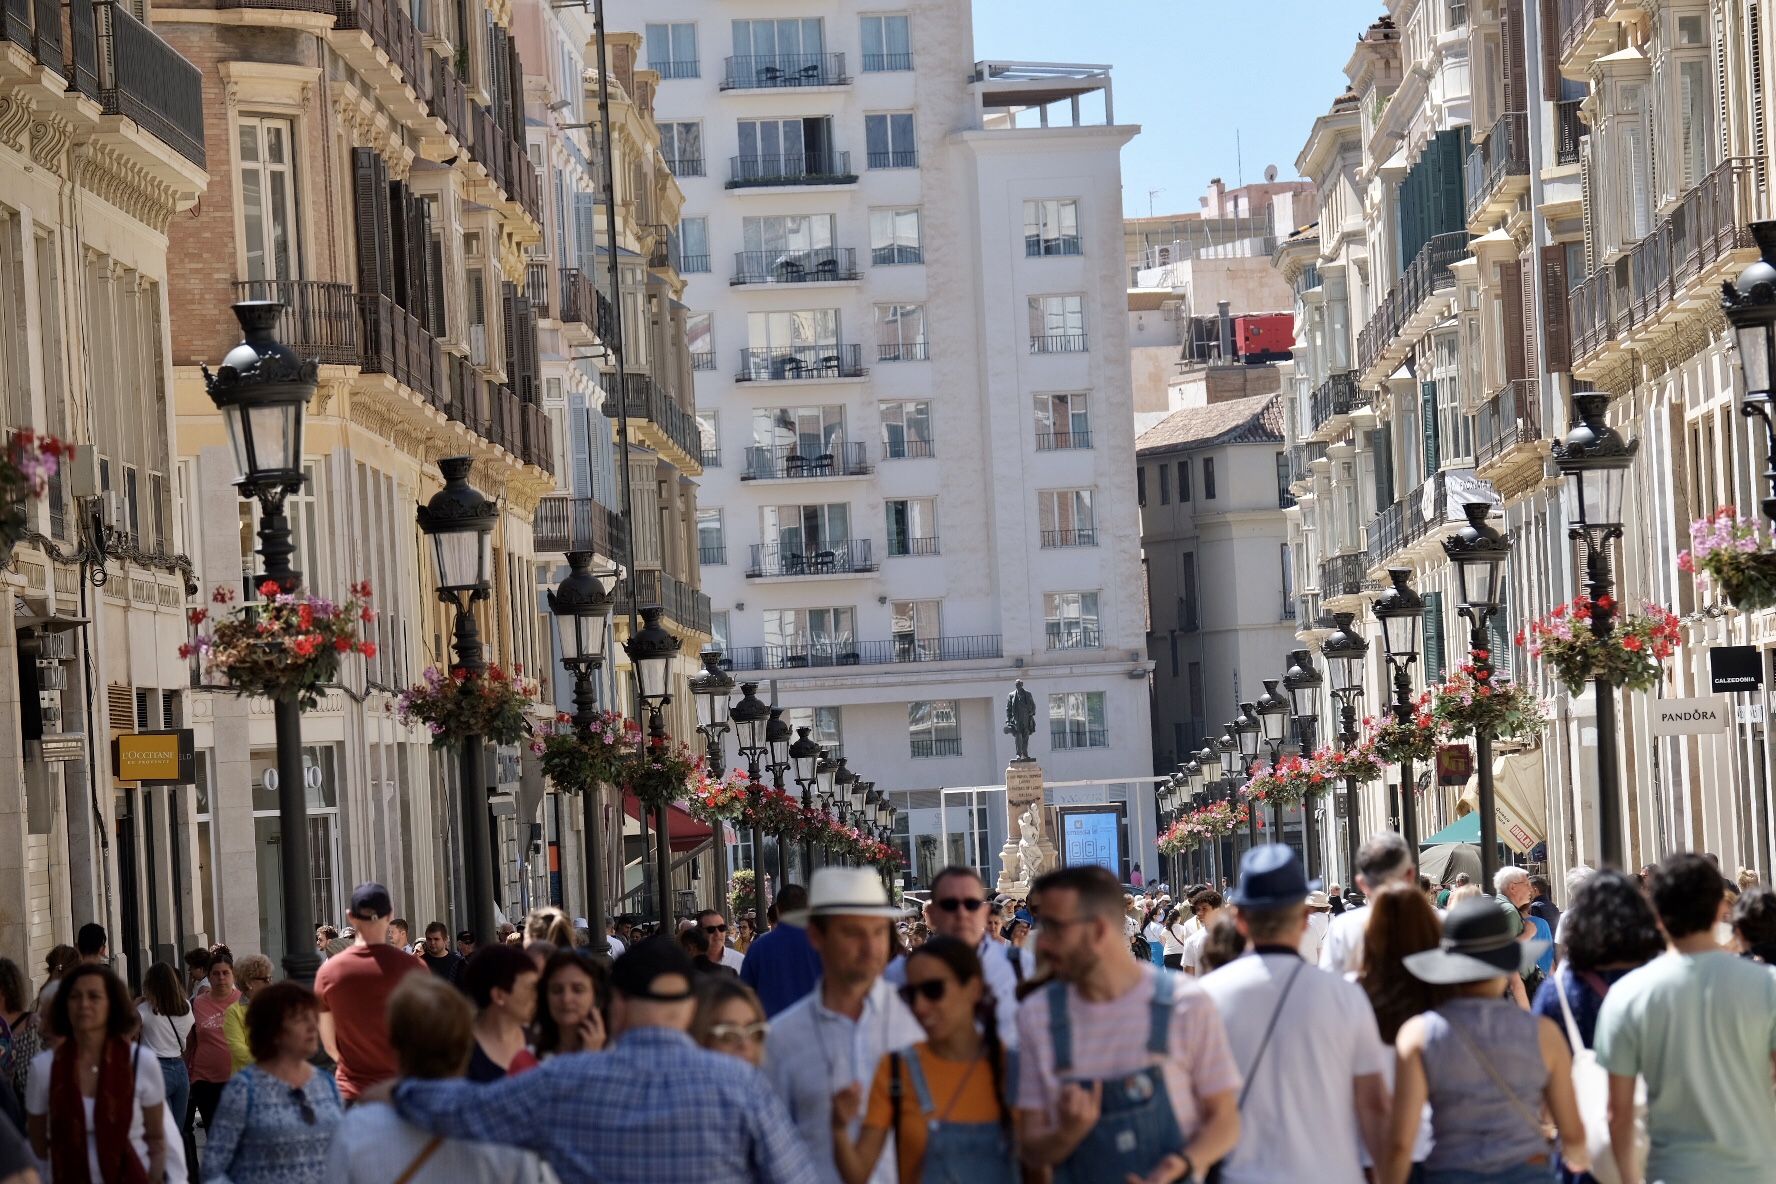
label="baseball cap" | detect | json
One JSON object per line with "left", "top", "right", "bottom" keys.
{"left": 348, "top": 882, "right": 393, "bottom": 920}
{"left": 610, "top": 935, "right": 697, "bottom": 1001}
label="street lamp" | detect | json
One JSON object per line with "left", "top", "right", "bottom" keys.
{"left": 1282, "top": 649, "right": 1324, "bottom": 879}
{"left": 624, "top": 605, "right": 683, "bottom": 927}
{"left": 689, "top": 648, "right": 735, "bottom": 912}
{"left": 1723, "top": 222, "right": 1776, "bottom": 521}
{"left": 789, "top": 727, "right": 822, "bottom": 874}
{"left": 1255, "top": 680, "right": 1291, "bottom": 838}
{"left": 417, "top": 455, "right": 499, "bottom": 946}
{"left": 1321, "top": 612, "right": 1369, "bottom": 886}
{"left": 1443, "top": 502, "right": 1513, "bottom": 886}
{"left": 1372, "top": 568, "right": 1425, "bottom": 853}
{"left": 1552, "top": 394, "right": 1638, "bottom": 870}
{"left": 205, "top": 301, "right": 319, "bottom": 986}
{"left": 835, "top": 759, "right": 858, "bottom": 859}
{"left": 729, "top": 684, "right": 771, "bottom": 925}
{"left": 765, "top": 707, "right": 791, "bottom": 892}
{"left": 1234, "top": 704, "right": 1262, "bottom": 845}
{"left": 548, "top": 552, "right": 613, "bottom": 955}
{"left": 1179, "top": 759, "right": 1203, "bottom": 885}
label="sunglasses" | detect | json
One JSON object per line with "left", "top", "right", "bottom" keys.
{"left": 933, "top": 897, "right": 986, "bottom": 913}
{"left": 289, "top": 1087, "right": 316, "bottom": 1125}
{"left": 703, "top": 924, "right": 728, "bottom": 935}
{"left": 897, "top": 979, "right": 950, "bottom": 1006}
{"left": 708, "top": 1021, "right": 768, "bottom": 1045}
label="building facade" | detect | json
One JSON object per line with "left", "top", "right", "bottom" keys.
{"left": 1279, "top": 0, "right": 1776, "bottom": 887}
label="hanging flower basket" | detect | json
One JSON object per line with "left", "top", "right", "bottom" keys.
{"left": 1318, "top": 742, "right": 1385, "bottom": 784}
{"left": 686, "top": 768, "right": 752, "bottom": 826}
{"left": 620, "top": 741, "right": 701, "bottom": 810}
{"left": 728, "top": 868, "right": 756, "bottom": 919}
{"left": 743, "top": 786, "right": 808, "bottom": 835}
{"left": 1365, "top": 696, "right": 1442, "bottom": 764}
{"left": 397, "top": 662, "right": 540, "bottom": 747}
{"left": 0, "top": 431, "right": 73, "bottom": 559}
{"left": 183, "top": 580, "right": 375, "bottom": 710}
{"left": 1242, "top": 756, "right": 1326, "bottom": 808}
{"left": 1188, "top": 799, "right": 1247, "bottom": 839}
{"left": 1678, "top": 507, "right": 1776, "bottom": 611}
{"left": 534, "top": 709, "right": 643, "bottom": 793}
{"left": 1429, "top": 662, "right": 1544, "bottom": 742}
{"left": 1523, "top": 597, "right": 1681, "bottom": 694}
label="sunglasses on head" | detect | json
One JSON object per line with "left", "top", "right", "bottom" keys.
{"left": 709, "top": 1020, "right": 768, "bottom": 1045}
{"left": 897, "top": 979, "right": 950, "bottom": 1006}
{"left": 934, "top": 897, "right": 986, "bottom": 913}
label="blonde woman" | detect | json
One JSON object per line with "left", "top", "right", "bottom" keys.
{"left": 224, "top": 954, "right": 275, "bottom": 1074}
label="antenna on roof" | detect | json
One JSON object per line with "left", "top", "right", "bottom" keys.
{"left": 1236, "top": 128, "right": 1243, "bottom": 188}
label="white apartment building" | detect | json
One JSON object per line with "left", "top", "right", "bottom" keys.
{"left": 606, "top": 0, "right": 1151, "bottom": 885}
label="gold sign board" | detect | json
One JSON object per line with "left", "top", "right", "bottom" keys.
{"left": 113, "top": 730, "right": 196, "bottom": 786}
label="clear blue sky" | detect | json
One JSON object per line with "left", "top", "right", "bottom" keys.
{"left": 972, "top": 0, "right": 1381, "bottom": 217}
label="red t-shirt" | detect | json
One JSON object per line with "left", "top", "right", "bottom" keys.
{"left": 312, "top": 941, "right": 424, "bottom": 1098}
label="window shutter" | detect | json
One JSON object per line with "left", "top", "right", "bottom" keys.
{"left": 1421, "top": 381, "right": 1441, "bottom": 475}
{"left": 1579, "top": 137, "right": 1597, "bottom": 270}
{"left": 570, "top": 395, "right": 592, "bottom": 497}
{"left": 1518, "top": 251, "right": 1539, "bottom": 379}
{"left": 1541, "top": 244, "right": 1571, "bottom": 373}
{"left": 575, "top": 193, "right": 599, "bottom": 274}
{"left": 352, "top": 149, "right": 392, "bottom": 297}
{"left": 1752, "top": 3, "right": 1768, "bottom": 189}
{"left": 1489, "top": 604, "right": 1514, "bottom": 682}
{"left": 1501, "top": 0, "right": 1527, "bottom": 114}
{"left": 1439, "top": 129, "right": 1468, "bottom": 236}
{"left": 427, "top": 236, "right": 446, "bottom": 338}
{"left": 1423, "top": 592, "right": 1445, "bottom": 682}
{"left": 1372, "top": 425, "right": 1395, "bottom": 506}
{"left": 508, "top": 37, "right": 525, "bottom": 139}
{"left": 501, "top": 282, "right": 519, "bottom": 385}
{"left": 1541, "top": 0, "right": 1563, "bottom": 101}
{"left": 388, "top": 184, "right": 412, "bottom": 311}
{"left": 1499, "top": 259, "right": 1527, "bottom": 382}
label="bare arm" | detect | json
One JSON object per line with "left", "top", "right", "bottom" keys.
{"left": 827, "top": 1084, "right": 886, "bottom": 1184}
{"left": 1607, "top": 1073, "right": 1642, "bottom": 1184}
{"left": 1352, "top": 1070, "right": 1391, "bottom": 1168}
{"left": 1017, "top": 1081, "right": 1103, "bottom": 1167}
{"left": 1537, "top": 1019, "right": 1587, "bottom": 1177}
{"left": 1379, "top": 1019, "right": 1429, "bottom": 1184}
{"left": 317, "top": 1011, "right": 341, "bottom": 1063}
{"left": 1507, "top": 974, "right": 1529, "bottom": 1009}
{"left": 1180, "top": 1085, "right": 1239, "bottom": 1178}
{"left": 141, "top": 1100, "right": 166, "bottom": 1184}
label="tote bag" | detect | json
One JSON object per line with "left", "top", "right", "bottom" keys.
{"left": 1554, "top": 967, "right": 1646, "bottom": 1184}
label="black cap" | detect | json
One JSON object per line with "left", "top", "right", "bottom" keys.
{"left": 456, "top": 930, "right": 474, "bottom": 944}
{"left": 348, "top": 882, "right": 393, "bottom": 920}
{"left": 610, "top": 935, "right": 697, "bottom": 1001}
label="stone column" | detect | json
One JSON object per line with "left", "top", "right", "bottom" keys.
{"left": 995, "top": 762, "right": 1058, "bottom": 896}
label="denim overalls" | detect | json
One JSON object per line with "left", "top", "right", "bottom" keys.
{"left": 898, "top": 1050, "right": 1018, "bottom": 1184}
{"left": 1047, "top": 970, "right": 1185, "bottom": 1184}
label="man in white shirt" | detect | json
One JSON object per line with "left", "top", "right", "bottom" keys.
{"left": 884, "top": 865, "right": 1021, "bottom": 1046}
{"left": 1200, "top": 845, "right": 1390, "bottom": 1184}
{"left": 1179, "top": 890, "right": 1224, "bottom": 976}
{"left": 1298, "top": 890, "right": 1332, "bottom": 965}
{"left": 695, "top": 909, "right": 745, "bottom": 971}
{"left": 1319, "top": 832, "right": 1417, "bottom": 975}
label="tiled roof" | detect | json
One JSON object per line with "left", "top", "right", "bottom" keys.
{"left": 1135, "top": 393, "right": 1284, "bottom": 455}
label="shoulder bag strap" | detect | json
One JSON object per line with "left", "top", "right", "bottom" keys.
{"left": 887, "top": 1051, "right": 904, "bottom": 1184}
{"left": 1235, "top": 960, "right": 1305, "bottom": 1109}
{"left": 1553, "top": 967, "right": 1586, "bottom": 1052}
{"left": 393, "top": 1135, "right": 445, "bottom": 1184}
{"left": 1044, "top": 980, "right": 1073, "bottom": 1074}
{"left": 1442, "top": 1013, "right": 1548, "bottom": 1140}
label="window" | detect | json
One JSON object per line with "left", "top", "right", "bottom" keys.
{"left": 734, "top": 117, "right": 841, "bottom": 180}
{"left": 788, "top": 706, "right": 843, "bottom": 755}
{"left": 751, "top": 405, "right": 845, "bottom": 465}
{"left": 1137, "top": 467, "right": 1146, "bottom": 507}
{"left": 760, "top": 502, "right": 850, "bottom": 553}
{"left": 696, "top": 409, "right": 719, "bottom": 466}
{"left": 732, "top": 17, "right": 824, "bottom": 58}
{"left": 728, "top": 19, "right": 835, "bottom": 87}
{"left": 1280, "top": 543, "right": 1294, "bottom": 616}
{"left": 880, "top": 400, "right": 932, "bottom": 459}
{"left": 742, "top": 308, "right": 843, "bottom": 378}
{"left": 886, "top": 497, "right": 937, "bottom": 556}
{"left": 659, "top": 122, "right": 704, "bottom": 176}
{"left": 1446, "top": 0, "right": 1466, "bottom": 28}
{"left": 909, "top": 700, "right": 961, "bottom": 758}
{"left": 679, "top": 217, "right": 710, "bottom": 273}
{"left": 890, "top": 598, "right": 941, "bottom": 660}
{"left": 1038, "top": 489, "right": 1096, "bottom": 547}
{"left": 1044, "top": 591, "right": 1101, "bottom": 649}
{"left": 645, "top": 22, "right": 698, "bottom": 78}
{"left": 738, "top": 215, "right": 838, "bottom": 282}
{"left": 1179, "top": 553, "right": 1198, "bottom": 631}
{"left": 1203, "top": 457, "right": 1217, "bottom": 499}
{"left": 238, "top": 117, "right": 299, "bottom": 282}
{"left": 1049, "top": 691, "right": 1107, "bottom": 749}
{"left": 1177, "top": 460, "right": 1191, "bottom": 503}
{"left": 1274, "top": 451, "right": 1290, "bottom": 507}
{"left": 698, "top": 508, "right": 725, "bottom": 565}
{"left": 1028, "top": 295, "right": 1086, "bottom": 352}
{"left": 1158, "top": 463, "right": 1170, "bottom": 505}
{"left": 1033, "top": 392, "right": 1090, "bottom": 449}
{"left": 764, "top": 606, "right": 857, "bottom": 663}
{"left": 864, "top": 113, "right": 917, "bottom": 168}
{"left": 1675, "top": 33, "right": 1715, "bottom": 191}
{"left": 874, "top": 303, "right": 928, "bottom": 361}
{"left": 687, "top": 313, "right": 714, "bottom": 372}
{"left": 711, "top": 611, "right": 730, "bottom": 653}
{"left": 870, "top": 207, "right": 922, "bottom": 265}
{"left": 860, "top": 13, "right": 911, "bottom": 71}
{"left": 1023, "top": 199, "right": 1081, "bottom": 256}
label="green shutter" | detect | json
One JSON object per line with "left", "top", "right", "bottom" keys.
{"left": 1421, "top": 381, "right": 1441, "bottom": 475}
{"left": 1489, "top": 598, "right": 1514, "bottom": 682}
{"left": 1423, "top": 592, "right": 1445, "bottom": 682}
{"left": 1372, "top": 426, "right": 1394, "bottom": 506}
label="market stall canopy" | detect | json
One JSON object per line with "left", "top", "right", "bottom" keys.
{"left": 1421, "top": 813, "right": 1480, "bottom": 846}
{"left": 1419, "top": 841, "right": 1482, "bottom": 886}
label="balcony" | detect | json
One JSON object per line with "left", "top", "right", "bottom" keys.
{"left": 888, "top": 535, "right": 939, "bottom": 557}
{"left": 911, "top": 737, "right": 962, "bottom": 759}
{"left": 356, "top": 293, "right": 443, "bottom": 405}
{"left": 651, "top": 58, "right": 698, "bottom": 80}
{"left": 1046, "top": 624, "right": 1101, "bottom": 650}
{"left": 868, "top": 150, "right": 918, "bottom": 169}
{"left": 1320, "top": 553, "right": 1368, "bottom": 602}
{"left": 736, "top": 344, "right": 867, "bottom": 383}
{"left": 699, "top": 445, "right": 720, "bottom": 468}
{"left": 690, "top": 351, "right": 715, "bottom": 372}
{"left": 613, "top": 569, "right": 712, "bottom": 637}
{"left": 427, "top": 54, "right": 468, "bottom": 150}
{"left": 740, "top": 442, "right": 872, "bottom": 481}
{"left": 1554, "top": 99, "right": 1584, "bottom": 167}
{"left": 1357, "top": 230, "right": 1468, "bottom": 380}
{"left": 76, "top": 0, "right": 207, "bottom": 168}
{"left": 698, "top": 542, "right": 725, "bottom": 566}
{"left": 1475, "top": 378, "right": 1543, "bottom": 475}
{"left": 646, "top": 225, "right": 676, "bottom": 271}
{"left": 1403, "top": 471, "right": 1451, "bottom": 546}
{"left": 533, "top": 495, "right": 627, "bottom": 558}
{"left": 1295, "top": 592, "right": 1336, "bottom": 634}
{"left": 2, "top": 0, "right": 64, "bottom": 73}
{"left": 1035, "top": 430, "right": 1092, "bottom": 451}
{"left": 1466, "top": 111, "right": 1530, "bottom": 226}
{"left": 747, "top": 539, "right": 877, "bottom": 579}
{"left": 863, "top": 52, "right": 913, "bottom": 72}
{"left": 882, "top": 438, "right": 934, "bottom": 460}
{"left": 730, "top": 247, "right": 859, "bottom": 286}
{"left": 333, "top": 0, "right": 433, "bottom": 137}
{"left": 1557, "top": 0, "right": 1622, "bottom": 77}
{"left": 726, "top": 634, "right": 1002, "bottom": 672}
{"left": 233, "top": 281, "right": 358, "bottom": 366}
{"left": 664, "top": 155, "right": 703, "bottom": 177}
{"left": 558, "top": 267, "right": 600, "bottom": 335}
{"left": 1308, "top": 371, "right": 1361, "bottom": 438}
{"left": 728, "top": 151, "right": 856, "bottom": 189}
{"left": 1570, "top": 158, "right": 1757, "bottom": 372}
{"left": 1040, "top": 527, "right": 1097, "bottom": 549}
{"left": 614, "top": 372, "right": 702, "bottom": 472}
{"left": 1366, "top": 501, "right": 1404, "bottom": 571}
{"left": 1051, "top": 728, "right": 1108, "bottom": 751}
{"left": 1287, "top": 442, "right": 1326, "bottom": 488}
{"left": 524, "top": 261, "right": 551, "bottom": 319}
{"left": 1031, "top": 333, "right": 1088, "bottom": 354}
{"left": 721, "top": 52, "right": 848, "bottom": 90}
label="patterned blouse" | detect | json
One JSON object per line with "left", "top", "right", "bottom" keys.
{"left": 201, "top": 1063, "right": 343, "bottom": 1184}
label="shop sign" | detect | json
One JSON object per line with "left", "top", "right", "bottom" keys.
{"left": 113, "top": 730, "right": 195, "bottom": 785}
{"left": 1650, "top": 697, "right": 1731, "bottom": 736}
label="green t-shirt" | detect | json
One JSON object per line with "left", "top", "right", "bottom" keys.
{"left": 1496, "top": 895, "right": 1524, "bottom": 938}
{"left": 1593, "top": 949, "right": 1776, "bottom": 1184}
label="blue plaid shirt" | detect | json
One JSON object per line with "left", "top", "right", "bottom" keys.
{"left": 393, "top": 1027, "right": 818, "bottom": 1184}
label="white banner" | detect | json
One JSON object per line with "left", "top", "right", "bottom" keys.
{"left": 1650, "top": 697, "right": 1732, "bottom": 736}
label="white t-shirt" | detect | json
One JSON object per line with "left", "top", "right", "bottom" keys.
{"left": 327, "top": 1100, "right": 559, "bottom": 1183}
{"left": 134, "top": 1002, "right": 196, "bottom": 1059}
{"left": 1180, "top": 928, "right": 1211, "bottom": 975}
{"left": 1142, "top": 920, "right": 1166, "bottom": 946}
{"left": 1318, "top": 904, "right": 1371, "bottom": 975}
{"left": 1298, "top": 910, "right": 1330, "bottom": 966}
{"left": 1162, "top": 921, "right": 1191, "bottom": 956}
{"left": 26, "top": 1043, "right": 170, "bottom": 1182}
{"left": 1199, "top": 953, "right": 1387, "bottom": 1184}
{"left": 720, "top": 945, "right": 745, "bottom": 972}
{"left": 605, "top": 935, "right": 626, "bottom": 957}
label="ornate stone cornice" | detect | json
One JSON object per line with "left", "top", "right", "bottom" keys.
{"left": 29, "top": 111, "right": 72, "bottom": 173}
{"left": 0, "top": 89, "right": 33, "bottom": 153}
{"left": 76, "top": 142, "right": 180, "bottom": 232}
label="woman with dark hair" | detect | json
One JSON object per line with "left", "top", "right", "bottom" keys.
{"left": 460, "top": 945, "right": 541, "bottom": 1082}
{"left": 39, "top": 948, "right": 76, "bottom": 995}
{"left": 185, "top": 947, "right": 237, "bottom": 1131}
{"left": 24, "top": 964, "right": 168, "bottom": 1183}
{"left": 135, "top": 964, "right": 194, "bottom": 1159}
{"left": 201, "top": 981, "right": 343, "bottom": 1184}
{"left": 1731, "top": 885, "right": 1776, "bottom": 964}
{"left": 529, "top": 952, "right": 608, "bottom": 1060}
{"left": 0, "top": 958, "right": 37, "bottom": 1112}
{"left": 1530, "top": 867, "right": 1664, "bottom": 1184}
{"left": 1355, "top": 882, "right": 1442, "bottom": 1177}
{"left": 690, "top": 978, "right": 767, "bottom": 1068}
{"left": 831, "top": 935, "right": 1016, "bottom": 1184}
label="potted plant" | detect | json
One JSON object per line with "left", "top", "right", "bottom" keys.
{"left": 0, "top": 431, "right": 73, "bottom": 560}
{"left": 182, "top": 579, "right": 376, "bottom": 710}
{"left": 534, "top": 709, "right": 642, "bottom": 793}
{"left": 619, "top": 741, "right": 701, "bottom": 809}
{"left": 1318, "top": 742, "right": 1385, "bottom": 785}
{"left": 1678, "top": 507, "right": 1776, "bottom": 611}
{"left": 397, "top": 661, "right": 540, "bottom": 747}
{"left": 1365, "top": 697, "right": 1443, "bottom": 764}
{"left": 1522, "top": 596, "right": 1682, "bottom": 694}
{"left": 1242, "top": 756, "right": 1325, "bottom": 809}
{"left": 687, "top": 767, "right": 752, "bottom": 826}
{"left": 1429, "top": 660, "right": 1544, "bottom": 743}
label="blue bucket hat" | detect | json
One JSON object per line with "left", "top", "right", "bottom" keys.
{"left": 1227, "top": 844, "right": 1321, "bottom": 910}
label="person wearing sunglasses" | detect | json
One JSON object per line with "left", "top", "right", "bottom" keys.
{"left": 691, "top": 978, "right": 770, "bottom": 1068}
{"left": 696, "top": 910, "right": 748, "bottom": 973}
{"left": 201, "top": 981, "right": 343, "bottom": 1184}
{"left": 832, "top": 936, "right": 1016, "bottom": 1184}
{"left": 885, "top": 866, "right": 1022, "bottom": 1049}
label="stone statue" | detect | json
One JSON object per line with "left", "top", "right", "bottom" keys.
{"left": 1004, "top": 679, "right": 1037, "bottom": 762}
{"left": 1017, "top": 808, "right": 1046, "bottom": 883}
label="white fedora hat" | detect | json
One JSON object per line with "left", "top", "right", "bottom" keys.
{"left": 783, "top": 867, "right": 904, "bottom": 924}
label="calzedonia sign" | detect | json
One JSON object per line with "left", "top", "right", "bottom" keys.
{"left": 1649, "top": 698, "right": 1731, "bottom": 737}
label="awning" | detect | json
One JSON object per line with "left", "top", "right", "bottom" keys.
{"left": 621, "top": 793, "right": 732, "bottom": 852}
{"left": 1451, "top": 747, "right": 1546, "bottom": 855}
{"left": 1422, "top": 813, "right": 1480, "bottom": 846}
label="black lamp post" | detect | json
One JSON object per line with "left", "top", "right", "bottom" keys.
{"left": 1235, "top": 704, "right": 1261, "bottom": 845}
{"left": 814, "top": 752, "right": 838, "bottom": 868}
{"left": 1283, "top": 649, "right": 1324, "bottom": 879}
{"left": 1215, "top": 730, "right": 1239, "bottom": 883}
{"left": 205, "top": 301, "right": 318, "bottom": 986}
{"left": 788, "top": 727, "right": 822, "bottom": 875}
{"left": 1322, "top": 612, "right": 1369, "bottom": 886}
{"left": 1179, "top": 760, "right": 1203, "bottom": 886}
{"left": 1723, "top": 222, "right": 1776, "bottom": 521}
{"left": 1195, "top": 743, "right": 1219, "bottom": 885}
{"left": 765, "top": 707, "right": 791, "bottom": 894}
{"left": 1551, "top": 395, "right": 1637, "bottom": 870}
{"left": 1156, "top": 773, "right": 1178, "bottom": 887}
{"left": 729, "top": 683, "right": 771, "bottom": 924}
{"left": 418, "top": 456, "right": 500, "bottom": 945}
{"left": 624, "top": 605, "right": 683, "bottom": 928}
{"left": 1443, "top": 503, "right": 1512, "bottom": 887}
{"left": 1372, "top": 568, "right": 1425, "bottom": 853}
{"left": 548, "top": 552, "right": 613, "bottom": 956}
{"left": 1255, "top": 680, "right": 1290, "bottom": 836}
{"left": 689, "top": 648, "right": 735, "bottom": 914}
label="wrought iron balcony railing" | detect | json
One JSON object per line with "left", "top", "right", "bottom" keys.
{"left": 1031, "top": 333, "right": 1088, "bottom": 353}
{"left": 698, "top": 542, "right": 726, "bottom": 566}
{"left": 558, "top": 267, "right": 598, "bottom": 330}
{"left": 1308, "top": 371, "right": 1360, "bottom": 434}
{"left": 1554, "top": 99, "right": 1584, "bottom": 166}
{"left": 721, "top": 52, "right": 848, "bottom": 90}
{"left": 1040, "top": 527, "right": 1097, "bottom": 548}
{"left": 728, "top": 151, "right": 856, "bottom": 188}
{"left": 1051, "top": 727, "right": 1108, "bottom": 750}
{"left": 1475, "top": 379, "right": 1542, "bottom": 470}
{"left": 1366, "top": 501, "right": 1404, "bottom": 570}
{"left": 76, "top": 0, "right": 205, "bottom": 167}
{"left": 1, "top": 0, "right": 63, "bottom": 72}
{"left": 1045, "top": 624, "right": 1101, "bottom": 650}
{"left": 1319, "top": 552, "right": 1367, "bottom": 598}
{"left": 616, "top": 372, "right": 702, "bottom": 466}
{"left": 613, "top": 568, "right": 711, "bottom": 637}
{"left": 1465, "top": 111, "right": 1530, "bottom": 223}
{"left": 747, "top": 539, "right": 877, "bottom": 578}
{"left": 911, "top": 737, "right": 962, "bottom": 758}
{"left": 533, "top": 495, "right": 627, "bottom": 558}
{"left": 725, "top": 634, "right": 1002, "bottom": 671}
{"left": 887, "top": 535, "right": 939, "bottom": 557}
{"left": 233, "top": 281, "right": 358, "bottom": 365}
{"left": 1035, "top": 430, "right": 1093, "bottom": 451}
{"left": 731, "top": 247, "right": 859, "bottom": 285}
{"left": 735, "top": 344, "right": 866, "bottom": 382}
{"left": 1357, "top": 230, "right": 1468, "bottom": 375}
{"left": 740, "top": 442, "right": 872, "bottom": 480}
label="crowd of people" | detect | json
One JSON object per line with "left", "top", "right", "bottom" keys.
{"left": 0, "top": 836, "right": 1771, "bottom": 1184}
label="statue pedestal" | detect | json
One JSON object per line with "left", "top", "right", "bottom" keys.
{"left": 996, "top": 761, "right": 1059, "bottom": 897}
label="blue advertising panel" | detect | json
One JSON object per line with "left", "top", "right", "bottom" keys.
{"left": 1058, "top": 805, "right": 1126, "bottom": 879}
